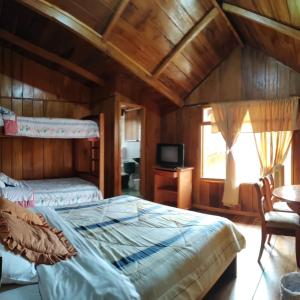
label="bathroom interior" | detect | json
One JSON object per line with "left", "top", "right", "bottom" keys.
{"left": 120, "top": 105, "right": 142, "bottom": 197}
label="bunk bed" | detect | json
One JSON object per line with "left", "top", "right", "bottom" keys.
{"left": 0, "top": 106, "right": 104, "bottom": 207}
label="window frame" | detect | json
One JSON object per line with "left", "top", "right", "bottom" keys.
{"left": 200, "top": 106, "right": 293, "bottom": 184}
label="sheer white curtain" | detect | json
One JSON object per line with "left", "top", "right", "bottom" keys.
{"left": 211, "top": 102, "right": 248, "bottom": 207}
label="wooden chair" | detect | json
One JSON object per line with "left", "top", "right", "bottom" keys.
{"left": 262, "top": 173, "right": 293, "bottom": 213}
{"left": 254, "top": 180, "right": 300, "bottom": 267}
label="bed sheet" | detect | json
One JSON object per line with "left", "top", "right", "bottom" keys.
{"left": 4, "top": 116, "right": 99, "bottom": 139}
{"left": 0, "top": 177, "right": 103, "bottom": 207}
{"left": 56, "top": 195, "right": 246, "bottom": 299}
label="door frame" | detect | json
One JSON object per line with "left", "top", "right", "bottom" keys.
{"left": 116, "top": 95, "right": 146, "bottom": 197}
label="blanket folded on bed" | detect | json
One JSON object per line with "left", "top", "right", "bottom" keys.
{"left": 35, "top": 207, "right": 140, "bottom": 300}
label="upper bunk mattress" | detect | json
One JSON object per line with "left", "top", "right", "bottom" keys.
{"left": 4, "top": 116, "right": 99, "bottom": 139}
{"left": 1, "top": 177, "right": 103, "bottom": 207}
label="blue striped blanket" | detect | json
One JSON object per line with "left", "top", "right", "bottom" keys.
{"left": 55, "top": 195, "right": 245, "bottom": 299}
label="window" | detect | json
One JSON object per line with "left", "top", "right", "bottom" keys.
{"left": 201, "top": 107, "right": 292, "bottom": 184}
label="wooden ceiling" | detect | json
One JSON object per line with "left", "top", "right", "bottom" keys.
{"left": 223, "top": 0, "right": 300, "bottom": 73}
{"left": 0, "top": 0, "right": 299, "bottom": 108}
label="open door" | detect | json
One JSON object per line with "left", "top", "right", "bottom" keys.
{"left": 119, "top": 102, "right": 145, "bottom": 198}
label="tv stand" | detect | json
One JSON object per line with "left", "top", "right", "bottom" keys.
{"left": 154, "top": 166, "right": 194, "bottom": 209}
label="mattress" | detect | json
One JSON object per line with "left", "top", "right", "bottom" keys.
{"left": 55, "top": 196, "right": 246, "bottom": 299}
{"left": 4, "top": 116, "right": 99, "bottom": 139}
{"left": 0, "top": 177, "right": 103, "bottom": 207}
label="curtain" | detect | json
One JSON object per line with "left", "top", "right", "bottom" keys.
{"left": 211, "top": 102, "right": 248, "bottom": 207}
{"left": 248, "top": 97, "right": 298, "bottom": 177}
{"left": 253, "top": 131, "right": 292, "bottom": 176}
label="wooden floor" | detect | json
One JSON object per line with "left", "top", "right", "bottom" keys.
{"left": 202, "top": 214, "right": 299, "bottom": 300}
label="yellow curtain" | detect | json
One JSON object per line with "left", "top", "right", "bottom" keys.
{"left": 254, "top": 131, "right": 292, "bottom": 176}
{"left": 211, "top": 102, "right": 248, "bottom": 207}
{"left": 249, "top": 98, "right": 298, "bottom": 177}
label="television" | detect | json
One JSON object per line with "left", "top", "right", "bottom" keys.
{"left": 156, "top": 143, "right": 184, "bottom": 168}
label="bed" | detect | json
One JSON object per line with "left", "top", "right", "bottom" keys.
{"left": 0, "top": 106, "right": 105, "bottom": 202}
{"left": 0, "top": 106, "right": 99, "bottom": 139}
{"left": 0, "top": 195, "right": 246, "bottom": 299}
{"left": 0, "top": 177, "right": 103, "bottom": 207}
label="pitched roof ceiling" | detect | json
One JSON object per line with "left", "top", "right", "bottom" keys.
{"left": 0, "top": 0, "right": 299, "bottom": 108}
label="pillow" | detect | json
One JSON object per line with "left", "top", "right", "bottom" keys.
{"left": 0, "top": 172, "right": 19, "bottom": 187}
{"left": 0, "top": 211, "right": 77, "bottom": 265}
{"left": 0, "top": 197, "right": 44, "bottom": 225}
{"left": 0, "top": 180, "right": 5, "bottom": 188}
{"left": 0, "top": 243, "right": 38, "bottom": 284}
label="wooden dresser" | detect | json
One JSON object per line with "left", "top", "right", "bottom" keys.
{"left": 154, "top": 166, "right": 194, "bottom": 209}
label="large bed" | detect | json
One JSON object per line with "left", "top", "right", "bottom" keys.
{"left": 0, "top": 195, "right": 246, "bottom": 299}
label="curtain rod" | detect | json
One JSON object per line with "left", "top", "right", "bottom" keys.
{"left": 183, "top": 96, "right": 300, "bottom": 108}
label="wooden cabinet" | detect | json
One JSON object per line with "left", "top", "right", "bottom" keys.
{"left": 154, "top": 167, "right": 193, "bottom": 209}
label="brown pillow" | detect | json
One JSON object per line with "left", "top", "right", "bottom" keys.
{"left": 0, "top": 211, "right": 77, "bottom": 265}
{"left": 0, "top": 197, "right": 46, "bottom": 225}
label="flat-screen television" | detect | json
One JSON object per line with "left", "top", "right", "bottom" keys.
{"left": 156, "top": 143, "right": 184, "bottom": 168}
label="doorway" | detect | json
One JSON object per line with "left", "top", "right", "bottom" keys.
{"left": 120, "top": 103, "right": 144, "bottom": 197}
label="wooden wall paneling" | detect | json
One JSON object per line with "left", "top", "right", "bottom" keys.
{"left": 293, "top": 131, "right": 300, "bottom": 184}
{"left": 144, "top": 103, "right": 161, "bottom": 200}
{"left": 209, "top": 181, "right": 224, "bottom": 207}
{"left": 22, "top": 57, "right": 34, "bottom": 99}
{"left": 198, "top": 181, "right": 210, "bottom": 206}
{"left": 32, "top": 100, "right": 44, "bottom": 179}
{"left": 1, "top": 98, "right": 12, "bottom": 176}
{"left": 12, "top": 51, "right": 23, "bottom": 98}
{"left": 125, "top": 109, "right": 140, "bottom": 141}
{"left": 22, "top": 99, "right": 33, "bottom": 179}
{"left": 11, "top": 99, "right": 23, "bottom": 179}
{"left": 0, "top": 46, "right": 12, "bottom": 97}
{"left": 240, "top": 183, "right": 253, "bottom": 211}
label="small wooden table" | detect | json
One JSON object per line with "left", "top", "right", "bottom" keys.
{"left": 272, "top": 185, "right": 300, "bottom": 217}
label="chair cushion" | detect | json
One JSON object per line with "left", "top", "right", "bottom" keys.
{"left": 265, "top": 211, "right": 300, "bottom": 230}
{"left": 273, "top": 201, "right": 293, "bottom": 212}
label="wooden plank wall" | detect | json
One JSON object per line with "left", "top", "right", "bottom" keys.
{"left": 91, "top": 94, "right": 120, "bottom": 198}
{"left": 0, "top": 44, "right": 91, "bottom": 180}
{"left": 162, "top": 46, "right": 300, "bottom": 213}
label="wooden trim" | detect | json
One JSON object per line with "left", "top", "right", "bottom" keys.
{"left": 0, "top": 29, "right": 105, "bottom": 86}
{"left": 193, "top": 204, "right": 259, "bottom": 217}
{"left": 17, "top": 0, "right": 183, "bottom": 107}
{"left": 223, "top": 3, "right": 300, "bottom": 41}
{"left": 0, "top": 96, "right": 89, "bottom": 104}
{"left": 152, "top": 8, "right": 219, "bottom": 77}
{"left": 211, "top": 0, "right": 243, "bottom": 46}
{"left": 99, "top": 113, "right": 105, "bottom": 195}
{"left": 102, "top": 0, "right": 129, "bottom": 39}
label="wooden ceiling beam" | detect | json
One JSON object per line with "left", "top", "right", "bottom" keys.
{"left": 153, "top": 8, "right": 219, "bottom": 78}
{"left": 17, "top": 0, "right": 183, "bottom": 107}
{"left": 211, "top": 0, "right": 243, "bottom": 46}
{"left": 223, "top": 3, "right": 300, "bottom": 41}
{"left": 0, "top": 29, "right": 105, "bottom": 86}
{"left": 103, "top": 0, "right": 129, "bottom": 39}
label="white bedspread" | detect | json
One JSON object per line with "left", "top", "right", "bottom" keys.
{"left": 1, "top": 178, "right": 102, "bottom": 207}
{"left": 56, "top": 196, "right": 246, "bottom": 299}
{"left": 35, "top": 207, "right": 140, "bottom": 300}
{"left": 4, "top": 116, "right": 99, "bottom": 139}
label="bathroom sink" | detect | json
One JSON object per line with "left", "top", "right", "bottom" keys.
{"left": 133, "top": 158, "right": 140, "bottom": 164}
